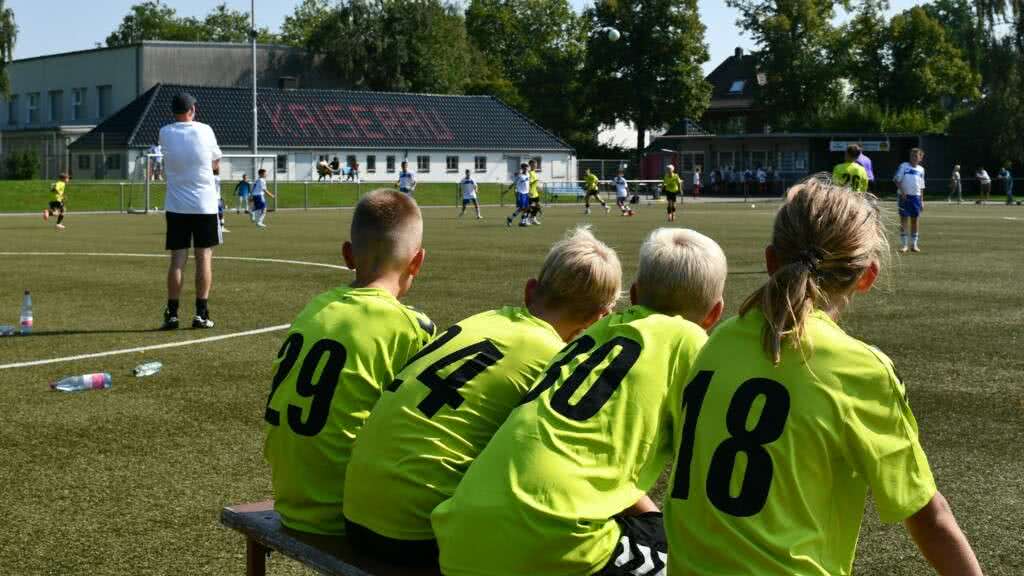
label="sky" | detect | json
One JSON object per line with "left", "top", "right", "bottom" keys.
{"left": 11, "top": 0, "right": 924, "bottom": 73}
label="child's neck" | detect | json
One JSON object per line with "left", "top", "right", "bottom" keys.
{"left": 350, "top": 273, "right": 404, "bottom": 299}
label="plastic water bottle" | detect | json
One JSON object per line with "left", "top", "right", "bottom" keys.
{"left": 132, "top": 361, "right": 163, "bottom": 377}
{"left": 19, "top": 290, "right": 33, "bottom": 334}
{"left": 0, "top": 325, "right": 16, "bottom": 336}
{"left": 51, "top": 373, "right": 112, "bottom": 393}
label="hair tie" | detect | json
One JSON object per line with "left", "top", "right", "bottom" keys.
{"left": 796, "top": 248, "right": 824, "bottom": 276}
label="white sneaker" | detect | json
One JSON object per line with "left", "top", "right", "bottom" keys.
{"left": 476, "top": 215, "right": 484, "bottom": 219}
{"left": 55, "top": 223, "right": 65, "bottom": 230}
{"left": 256, "top": 222, "right": 267, "bottom": 228}
{"left": 222, "top": 227, "right": 231, "bottom": 233}
{"left": 605, "top": 205, "right": 610, "bottom": 214}
{"left": 585, "top": 207, "right": 591, "bottom": 215}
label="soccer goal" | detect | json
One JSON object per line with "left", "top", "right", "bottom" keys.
{"left": 131, "top": 153, "right": 280, "bottom": 215}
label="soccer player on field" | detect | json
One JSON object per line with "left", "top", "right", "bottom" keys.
{"left": 432, "top": 227, "right": 728, "bottom": 576}
{"left": 214, "top": 167, "right": 229, "bottom": 233}
{"left": 662, "top": 164, "right": 682, "bottom": 221}
{"left": 250, "top": 168, "right": 275, "bottom": 228}
{"left": 398, "top": 160, "right": 417, "bottom": 195}
{"left": 344, "top": 226, "right": 621, "bottom": 569}
{"left": 612, "top": 169, "right": 633, "bottom": 216}
{"left": 583, "top": 168, "right": 609, "bottom": 215}
{"left": 43, "top": 172, "right": 69, "bottom": 230}
{"left": 832, "top": 143, "right": 869, "bottom": 192}
{"left": 264, "top": 190, "right": 436, "bottom": 536}
{"left": 894, "top": 147, "right": 926, "bottom": 252}
{"left": 507, "top": 163, "right": 531, "bottom": 227}
{"left": 527, "top": 159, "right": 543, "bottom": 225}
{"left": 458, "top": 169, "right": 482, "bottom": 219}
{"left": 663, "top": 179, "right": 982, "bottom": 576}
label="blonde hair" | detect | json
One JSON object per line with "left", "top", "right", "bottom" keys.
{"left": 535, "top": 226, "right": 622, "bottom": 321}
{"left": 350, "top": 189, "right": 423, "bottom": 273}
{"left": 739, "top": 176, "right": 888, "bottom": 364}
{"left": 636, "top": 228, "right": 727, "bottom": 321}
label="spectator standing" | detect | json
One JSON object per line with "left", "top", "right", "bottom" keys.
{"left": 975, "top": 166, "right": 991, "bottom": 203}
{"left": 949, "top": 165, "right": 962, "bottom": 204}
{"left": 352, "top": 161, "right": 361, "bottom": 184}
{"left": 757, "top": 165, "right": 768, "bottom": 195}
{"left": 233, "top": 174, "right": 250, "bottom": 213}
{"left": 158, "top": 92, "right": 222, "bottom": 330}
{"left": 693, "top": 166, "right": 702, "bottom": 197}
{"left": 999, "top": 163, "right": 1014, "bottom": 205}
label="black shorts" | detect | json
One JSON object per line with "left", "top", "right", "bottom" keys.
{"left": 165, "top": 212, "right": 221, "bottom": 251}
{"left": 665, "top": 192, "right": 678, "bottom": 202}
{"left": 586, "top": 190, "right": 601, "bottom": 197}
{"left": 345, "top": 519, "right": 439, "bottom": 570}
{"left": 529, "top": 197, "right": 540, "bottom": 207}
{"left": 594, "top": 513, "right": 667, "bottom": 576}
{"left": 49, "top": 201, "right": 64, "bottom": 211}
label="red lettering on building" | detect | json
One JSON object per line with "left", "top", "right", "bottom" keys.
{"left": 427, "top": 109, "right": 455, "bottom": 141}
{"left": 321, "top": 104, "right": 360, "bottom": 139}
{"left": 395, "top": 106, "right": 428, "bottom": 140}
{"left": 288, "top": 104, "right": 323, "bottom": 138}
{"left": 371, "top": 105, "right": 404, "bottom": 139}
{"left": 348, "top": 105, "right": 383, "bottom": 139}
{"left": 265, "top": 104, "right": 295, "bottom": 137}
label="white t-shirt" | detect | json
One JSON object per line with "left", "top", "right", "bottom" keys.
{"left": 757, "top": 169, "right": 767, "bottom": 183}
{"left": 514, "top": 173, "right": 530, "bottom": 195}
{"left": 159, "top": 121, "right": 222, "bottom": 214}
{"left": 894, "top": 162, "right": 926, "bottom": 196}
{"left": 976, "top": 169, "right": 991, "bottom": 183}
{"left": 398, "top": 170, "right": 416, "bottom": 190}
{"left": 613, "top": 176, "right": 628, "bottom": 197}
{"left": 693, "top": 172, "right": 700, "bottom": 186}
{"left": 251, "top": 177, "right": 268, "bottom": 198}
{"left": 460, "top": 177, "right": 478, "bottom": 199}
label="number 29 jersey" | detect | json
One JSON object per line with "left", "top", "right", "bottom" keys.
{"left": 431, "top": 306, "right": 708, "bottom": 576}
{"left": 343, "top": 306, "right": 565, "bottom": 540}
{"left": 664, "top": 310, "right": 936, "bottom": 575}
{"left": 263, "top": 286, "right": 435, "bottom": 535}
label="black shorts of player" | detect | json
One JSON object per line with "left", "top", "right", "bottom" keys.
{"left": 594, "top": 512, "right": 667, "bottom": 576}
{"left": 664, "top": 192, "right": 678, "bottom": 203}
{"left": 344, "top": 519, "right": 440, "bottom": 570}
{"left": 586, "top": 190, "right": 601, "bottom": 197}
{"left": 165, "top": 211, "right": 221, "bottom": 250}
{"left": 49, "top": 201, "right": 64, "bottom": 211}
{"left": 529, "top": 197, "right": 540, "bottom": 207}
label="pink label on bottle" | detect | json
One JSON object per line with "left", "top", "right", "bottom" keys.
{"left": 21, "top": 319, "right": 32, "bottom": 327}
{"left": 88, "top": 374, "right": 107, "bottom": 389}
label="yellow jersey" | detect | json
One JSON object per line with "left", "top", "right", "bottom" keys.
{"left": 663, "top": 173, "right": 682, "bottom": 193}
{"left": 832, "top": 161, "right": 869, "bottom": 192}
{"left": 51, "top": 181, "right": 66, "bottom": 203}
{"left": 344, "top": 307, "right": 564, "bottom": 540}
{"left": 432, "top": 306, "right": 707, "bottom": 576}
{"left": 664, "top": 310, "right": 936, "bottom": 575}
{"left": 584, "top": 173, "right": 599, "bottom": 192}
{"left": 528, "top": 169, "right": 540, "bottom": 199}
{"left": 263, "top": 285, "right": 435, "bottom": 535}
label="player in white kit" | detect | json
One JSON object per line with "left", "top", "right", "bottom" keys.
{"left": 612, "top": 169, "right": 633, "bottom": 216}
{"left": 458, "top": 169, "right": 483, "bottom": 219}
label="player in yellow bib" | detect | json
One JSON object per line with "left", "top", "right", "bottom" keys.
{"left": 343, "top": 227, "right": 622, "bottom": 569}
{"left": 526, "top": 159, "right": 542, "bottom": 225}
{"left": 583, "top": 168, "right": 609, "bottom": 215}
{"left": 432, "top": 228, "right": 728, "bottom": 576}
{"left": 43, "top": 173, "right": 69, "bottom": 230}
{"left": 263, "top": 190, "right": 435, "bottom": 535}
{"left": 832, "top": 143, "right": 869, "bottom": 192}
{"left": 664, "top": 179, "right": 982, "bottom": 575}
{"left": 662, "top": 164, "right": 682, "bottom": 221}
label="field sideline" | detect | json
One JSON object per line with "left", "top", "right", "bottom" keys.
{"left": 0, "top": 202, "right": 1021, "bottom": 575}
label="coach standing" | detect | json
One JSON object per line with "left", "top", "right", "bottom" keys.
{"left": 159, "top": 92, "right": 222, "bottom": 330}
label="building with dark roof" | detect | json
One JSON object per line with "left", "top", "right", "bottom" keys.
{"left": 69, "top": 84, "right": 575, "bottom": 183}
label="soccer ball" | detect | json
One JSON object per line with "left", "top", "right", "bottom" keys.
{"left": 606, "top": 27, "right": 621, "bottom": 42}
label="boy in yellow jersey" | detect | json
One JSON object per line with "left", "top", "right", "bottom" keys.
{"left": 662, "top": 164, "right": 682, "bottom": 221}
{"left": 527, "top": 159, "right": 542, "bottom": 225}
{"left": 583, "top": 168, "right": 609, "bottom": 215}
{"left": 432, "top": 227, "right": 728, "bottom": 576}
{"left": 43, "top": 173, "right": 69, "bottom": 230}
{"left": 263, "top": 189, "right": 436, "bottom": 535}
{"left": 832, "top": 143, "right": 869, "bottom": 192}
{"left": 664, "top": 179, "right": 981, "bottom": 576}
{"left": 343, "top": 226, "right": 622, "bottom": 569}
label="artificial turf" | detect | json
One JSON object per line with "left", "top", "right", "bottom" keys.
{"left": 0, "top": 200, "right": 1021, "bottom": 575}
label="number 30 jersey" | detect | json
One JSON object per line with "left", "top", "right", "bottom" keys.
{"left": 343, "top": 306, "right": 565, "bottom": 540}
{"left": 263, "top": 286, "right": 435, "bottom": 535}
{"left": 664, "top": 310, "right": 936, "bottom": 576}
{"left": 432, "top": 306, "right": 708, "bottom": 576}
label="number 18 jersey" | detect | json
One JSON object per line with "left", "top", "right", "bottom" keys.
{"left": 664, "top": 310, "right": 936, "bottom": 575}
{"left": 263, "top": 286, "right": 435, "bottom": 535}
{"left": 343, "top": 307, "right": 564, "bottom": 540}
{"left": 432, "top": 306, "right": 708, "bottom": 576}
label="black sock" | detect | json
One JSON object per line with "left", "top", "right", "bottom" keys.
{"left": 196, "top": 298, "right": 209, "bottom": 319}
{"left": 167, "top": 299, "right": 180, "bottom": 316}
{"left": 57, "top": 212, "right": 64, "bottom": 224}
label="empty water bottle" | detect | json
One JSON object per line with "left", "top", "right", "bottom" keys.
{"left": 0, "top": 325, "right": 16, "bottom": 336}
{"left": 132, "top": 361, "right": 163, "bottom": 377}
{"left": 51, "top": 373, "right": 112, "bottom": 393}
{"left": 19, "top": 290, "right": 33, "bottom": 334}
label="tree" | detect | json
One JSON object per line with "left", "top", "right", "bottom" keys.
{"left": 0, "top": 0, "right": 16, "bottom": 97}
{"left": 106, "top": 1, "right": 274, "bottom": 47}
{"left": 281, "top": 0, "right": 334, "bottom": 47}
{"left": 106, "top": 1, "right": 179, "bottom": 46}
{"left": 887, "top": 7, "right": 980, "bottom": 110}
{"left": 842, "top": 0, "right": 891, "bottom": 105}
{"left": 922, "top": 0, "right": 984, "bottom": 74}
{"left": 727, "top": 0, "right": 845, "bottom": 124}
{"left": 202, "top": 4, "right": 253, "bottom": 43}
{"left": 584, "top": 0, "right": 711, "bottom": 151}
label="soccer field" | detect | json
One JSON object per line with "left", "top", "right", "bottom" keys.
{"left": 0, "top": 202, "right": 1021, "bottom": 575}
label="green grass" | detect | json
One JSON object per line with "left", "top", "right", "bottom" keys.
{"left": 0, "top": 202, "right": 1021, "bottom": 575}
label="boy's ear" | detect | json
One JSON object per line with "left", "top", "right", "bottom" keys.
{"left": 407, "top": 248, "right": 426, "bottom": 278}
{"left": 855, "top": 260, "right": 879, "bottom": 293}
{"left": 629, "top": 283, "right": 638, "bottom": 305}
{"left": 699, "top": 299, "right": 724, "bottom": 331}
{"left": 764, "top": 245, "right": 779, "bottom": 275}
{"left": 524, "top": 278, "right": 539, "bottom": 308}
{"left": 342, "top": 241, "right": 356, "bottom": 270}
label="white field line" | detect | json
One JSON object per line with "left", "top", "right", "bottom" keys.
{"left": 0, "top": 252, "right": 352, "bottom": 271}
{"left": 0, "top": 324, "right": 291, "bottom": 370}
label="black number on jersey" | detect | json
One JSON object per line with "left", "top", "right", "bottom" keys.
{"left": 670, "top": 372, "right": 791, "bottom": 517}
{"left": 414, "top": 340, "right": 504, "bottom": 417}
{"left": 263, "top": 336, "right": 347, "bottom": 437}
{"left": 387, "top": 325, "right": 463, "bottom": 393}
{"left": 520, "top": 335, "right": 642, "bottom": 422}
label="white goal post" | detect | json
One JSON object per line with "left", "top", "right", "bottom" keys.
{"left": 139, "top": 153, "right": 280, "bottom": 215}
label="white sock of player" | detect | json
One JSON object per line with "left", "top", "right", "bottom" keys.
{"left": 900, "top": 231, "right": 908, "bottom": 248}
{"left": 257, "top": 209, "right": 265, "bottom": 225}
{"left": 912, "top": 233, "right": 919, "bottom": 248}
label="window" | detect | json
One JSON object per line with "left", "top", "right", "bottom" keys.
{"left": 276, "top": 154, "right": 288, "bottom": 173}
{"left": 346, "top": 155, "right": 357, "bottom": 169}
{"left": 728, "top": 80, "right": 746, "bottom": 94}
{"left": 777, "top": 150, "right": 808, "bottom": 172}
{"left": 474, "top": 156, "right": 487, "bottom": 172}
{"left": 72, "top": 88, "right": 86, "bottom": 121}
{"left": 531, "top": 156, "right": 542, "bottom": 172}
{"left": 105, "top": 155, "right": 121, "bottom": 170}
{"left": 417, "top": 155, "right": 430, "bottom": 172}
{"left": 386, "top": 155, "right": 396, "bottom": 173}
{"left": 48, "top": 90, "right": 63, "bottom": 122}
{"left": 97, "top": 85, "right": 112, "bottom": 117}
{"left": 78, "top": 155, "right": 91, "bottom": 170}
{"left": 446, "top": 156, "right": 459, "bottom": 173}
{"left": 366, "top": 155, "right": 376, "bottom": 173}
{"left": 27, "top": 92, "right": 39, "bottom": 124}
{"left": 6, "top": 95, "right": 17, "bottom": 126}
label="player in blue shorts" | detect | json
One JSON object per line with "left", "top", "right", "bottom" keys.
{"left": 894, "top": 148, "right": 925, "bottom": 253}
{"left": 507, "top": 163, "right": 532, "bottom": 227}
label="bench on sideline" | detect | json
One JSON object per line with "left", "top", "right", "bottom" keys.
{"left": 221, "top": 501, "right": 440, "bottom": 576}
{"left": 544, "top": 182, "right": 585, "bottom": 202}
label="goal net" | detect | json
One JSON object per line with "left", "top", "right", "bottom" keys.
{"left": 127, "top": 153, "right": 280, "bottom": 214}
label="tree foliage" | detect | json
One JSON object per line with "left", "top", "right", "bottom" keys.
{"left": 887, "top": 7, "right": 980, "bottom": 109}
{"left": 105, "top": 1, "right": 275, "bottom": 47}
{"left": 0, "top": 0, "right": 16, "bottom": 97}
{"left": 281, "top": 0, "right": 334, "bottom": 47}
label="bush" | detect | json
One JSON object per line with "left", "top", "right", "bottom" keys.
{"left": 4, "top": 150, "right": 39, "bottom": 180}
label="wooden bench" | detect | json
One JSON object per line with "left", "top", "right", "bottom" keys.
{"left": 220, "top": 501, "right": 440, "bottom": 576}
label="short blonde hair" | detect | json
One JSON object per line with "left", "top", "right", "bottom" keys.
{"left": 636, "top": 228, "right": 727, "bottom": 320}
{"left": 535, "top": 226, "right": 622, "bottom": 321}
{"left": 350, "top": 189, "right": 423, "bottom": 273}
